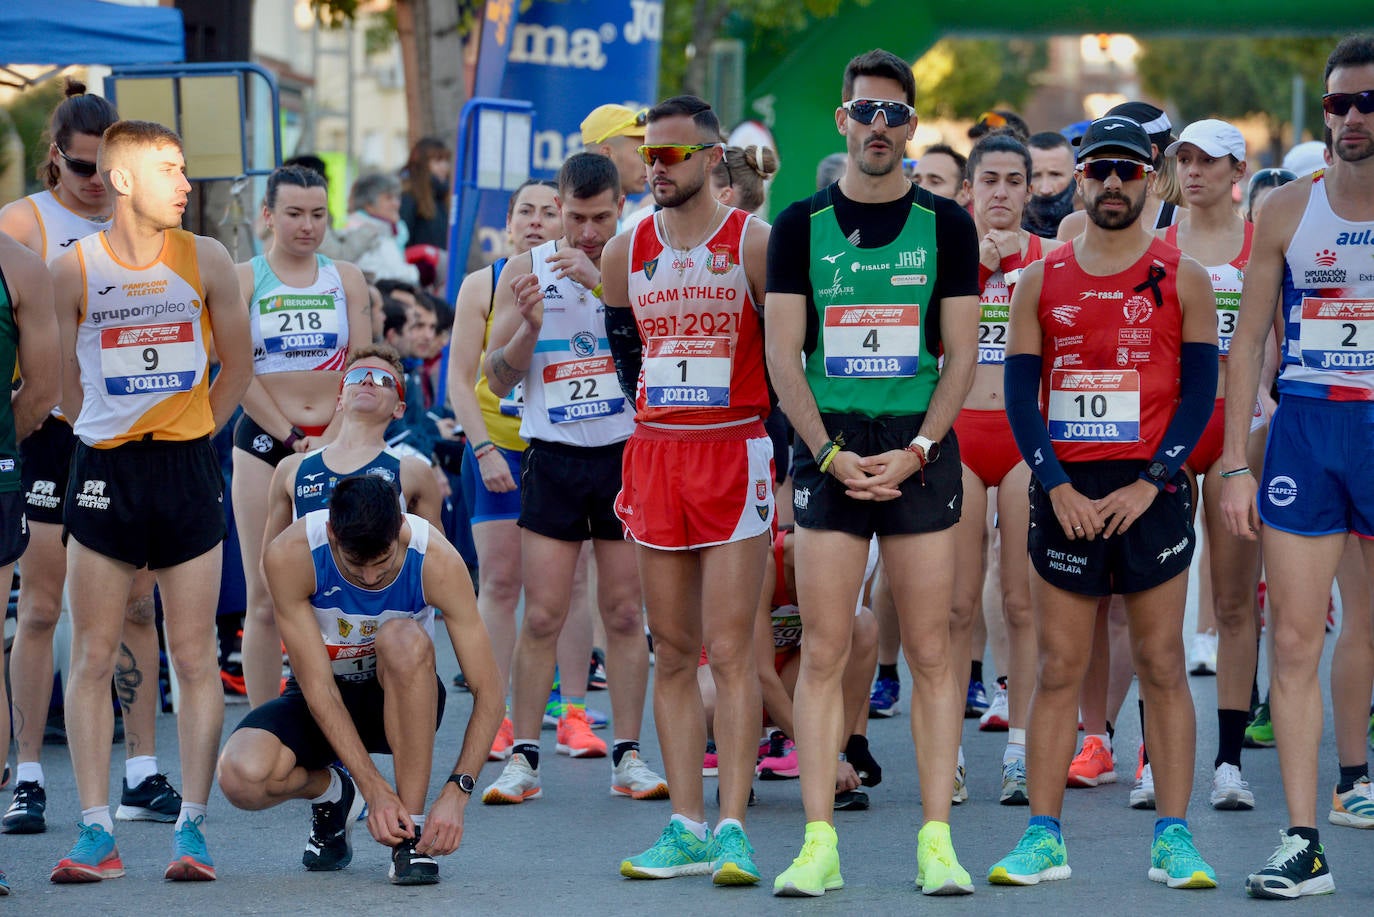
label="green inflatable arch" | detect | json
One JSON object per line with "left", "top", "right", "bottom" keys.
{"left": 743, "top": 2, "right": 1362, "bottom": 208}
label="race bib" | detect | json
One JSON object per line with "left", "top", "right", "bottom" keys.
{"left": 327, "top": 642, "right": 377, "bottom": 681}
{"left": 1299, "top": 297, "right": 1374, "bottom": 371}
{"left": 978, "top": 299, "right": 1010, "bottom": 365}
{"left": 100, "top": 323, "right": 199, "bottom": 396}
{"left": 258, "top": 293, "right": 340, "bottom": 355}
{"left": 1047, "top": 370, "right": 1140, "bottom": 443}
{"left": 1215, "top": 290, "right": 1240, "bottom": 358}
{"left": 499, "top": 381, "right": 524, "bottom": 418}
{"left": 542, "top": 356, "right": 625, "bottom": 424}
{"left": 771, "top": 605, "right": 802, "bottom": 649}
{"left": 822, "top": 304, "right": 920, "bottom": 378}
{"left": 643, "top": 336, "right": 731, "bottom": 408}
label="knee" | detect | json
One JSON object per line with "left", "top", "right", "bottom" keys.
{"left": 602, "top": 600, "right": 645, "bottom": 638}
{"left": 903, "top": 634, "right": 950, "bottom": 675}
{"left": 167, "top": 640, "right": 218, "bottom": 684}
{"left": 1133, "top": 648, "right": 1185, "bottom": 692}
{"left": 1003, "top": 594, "right": 1034, "bottom": 632}
{"left": 217, "top": 741, "right": 273, "bottom": 809}
{"left": 124, "top": 591, "right": 157, "bottom": 626}
{"left": 1035, "top": 652, "right": 1084, "bottom": 694}
{"left": 703, "top": 636, "right": 753, "bottom": 681}
{"left": 1270, "top": 621, "right": 1322, "bottom": 673}
{"left": 375, "top": 618, "right": 434, "bottom": 672}
{"left": 805, "top": 632, "right": 853, "bottom": 677}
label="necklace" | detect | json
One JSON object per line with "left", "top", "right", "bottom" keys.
{"left": 661, "top": 202, "right": 723, "bottom": 276}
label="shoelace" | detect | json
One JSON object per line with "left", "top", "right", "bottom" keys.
{"left": 1010, "top": 828, "right": 1053, "bottom": 859}
{"left": 717, "top": 828, "right": 753, "bottom": 858}
{"left": 793, "top": 836, "right": 828, "bottom": 866}
{"left": 1263, "top": 834, "right": 1308, "bottom": 870}
{"left": 920, "top": 837, "right": 955, "bottom": 868}
{"left": 176, "top": 816, "right": 209, "bottom": 856}
{"left": 72, "top": 822, "right": 108, "bottom": 856}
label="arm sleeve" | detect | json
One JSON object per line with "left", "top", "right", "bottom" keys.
{"left": 604, "top": 305, "right": 643, "bottom": 403}
{"left": 1004, "top": 352, "right": 1071, "bottom": 492}
{"left": 1149, "top": 341, "right": 1220, "bottom": 481}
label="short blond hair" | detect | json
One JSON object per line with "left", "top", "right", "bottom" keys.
{"left": 97, "top": 119, "right": 183, "bottom": 178}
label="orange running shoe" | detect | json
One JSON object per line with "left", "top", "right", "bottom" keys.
{"left": 1066, "top": 736, "right": 1116, "bottom": 788}
{"left": 489, "top": 717, "right": 515, "bottom": 761}
{"left": 556, "top": 708, "right": 607, "bottom": 758}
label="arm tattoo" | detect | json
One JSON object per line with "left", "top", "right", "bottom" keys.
{"left": 488, "top": 346, "right": 527, "bottom": 388}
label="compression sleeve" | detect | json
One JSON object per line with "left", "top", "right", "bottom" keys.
{"left": 1149, "top": 341, "right": 1220, "bottom": 481}
{"left": 1004, "top": 352, "right": 1071, "bottom": 492}
{"left": 604, "top": 305, "right": 643, "bottom": 403}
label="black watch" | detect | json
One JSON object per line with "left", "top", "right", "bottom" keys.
{"left": 1141, "top": 461, "right": 1170, "bottom": 488}
{"left": 447, "top": 773, "right": 475, "bottom": 795}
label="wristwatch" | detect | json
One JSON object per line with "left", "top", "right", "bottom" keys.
{"left": 905, "top": 435, "right": 940, "bottom": 468}
{"left": 446, "top": 773, "right": 476, "bottom": 795}
{"left": 1140, "top": 460, "right": 1170, "bottom": 489}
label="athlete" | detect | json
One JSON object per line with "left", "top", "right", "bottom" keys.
{"left": 1, "top": 82, "right": 181, "bottom": 837}
{"left": 990, "top": 114, "right": 1218, "bottom": 891}
{"left": 235, "top": 164, "right": 371, "bottom": 706}
{"left": 601, "top": 95, "right": 772, "bottom": 885}
{"left": 951, "top": 131, "right": 1053, "bottom": 807}
{"left": 1057, "top": 102, "right": 1182, "bottom": 240}
{"left": 765, "top": 49, "right": 980, "bottom": 897}
{"left": 1220, "top": 34, "right": 1374, "bottom": 900}
{"left": 48, "top": 120, "right": 254, "bottom": 883}
{"left": 480, "top": 152, "right": 664, "bottom": 805}
{"left": 218, "top": 474, "right": 501, "bottom": 883}
{"left": 1158, "top": 119, "right": 1262, "bottom": 811}
{"left": 1023, "top": 131, "right": 1078, "bottom": 238}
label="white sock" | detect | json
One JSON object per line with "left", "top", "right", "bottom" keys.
{"left": 411, "top": 814, "right": 425, "bottom": 830}
{"left": 175, "top": 802, "right": 207, "bottom": 830}
{"left": 957, "top": 745, "right": 965, "bottom": 767}
{"left": 82, "top": 805, "right": 114, "bottom": 834}
{"left": 1008, "top": 727, "right": 1027, "bottom": 746}
{"left": 125, "top": 755, "right": 158, "bottom": 787}
{"left": 1004, "top": 742, "right": 1026, "bottom": 765}
{"left": 716, "top": 817, "right": 743, "bottom": 834}
{"left": 16, "top": 761, "right": 44, "bottom": 787}
{"left": 670, "top": 813, "right": 709, "bottom": 842}
{"left": 308, "top": 768, "right": 343, "bottom": 805}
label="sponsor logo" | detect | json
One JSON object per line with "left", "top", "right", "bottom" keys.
{"left": 672, "top": 256, "right": 696, "bottom": 271}
{"left": 1116, "top": 346, "right": 1130, "bottom": 366}
{"left": 1122, "top": 295, "right": 1154, "bottom": 325}
{"left": 793, "top": 485, "right": 810, "bottom": 510}
{"left": 508, "top": 21, "right": 611, "bottom": 71}
{"left": 1049, "top": 305, "right": 1081, "bottom": 327}
{"left": 337, "top": 618, "right": 353, "bottom": 638}
{"left": 1165, "top": 444, "right": 1184, "bottom": 458}
{"left": 97, "top": 285, "right": 116, "bottom": 295}
{"left": 59, "top": 238, "right": 80, "bottom": 249}
{"left": 1305, "top": 268, "right": 1347, "bottom": 285}
{"left": 570, "top": 330, "right": 598, "bottom": 357}
{"left": 643, "top": 258, "right": 658, "bottom": 280}
{"left": 898, "top": 248, "right": 927, "bottom": 269}
{"left": 818, "top": 269, "right": 854, "bottom": 299}
{"left": 891, "top": 274, "right": 927, "bottom": 287}
{"left": 1267, "top": 474, "right": 1298, "bottom": 507}
{"left": 1033, "top": 447, "right": 1043, "bottom": 466}
{"left": 543, "top": 283, "right": 564, "bottom": 301}
{"left": 821, "top": 252, "right": 844, "bottom": 264}
{"left": 322, "top": 586, "right": 342, "bottom": 597}
{"left": 1314, "top": 249, "right": 1339, "bottom": 267}
{"left": 1045, "top": 547, "right": 1086, "bottom": 575}
{"left": 1334, "top": 230, "right": 1374, "bottom": 245}
{"left": 252, "top": 434, "right": 273, "bottom": 454}
{"left": 1078, "top": 290, "right": 1124, "bottom": 301}
{"left": 851, "top": 260, "right": 891, "bottom": 273}
{"left": 88, "top": 298, "right": 198, "bottom": 326}
{"left": 303, "top": 471, "right": 325, "bottom": 482}
{"left": 1157, "top": 536, "right": 1189, "bottom": 564}
{"left": 367, "top": 467, "right": 396, "bottom": 483}
{"left": 75, "top": 478, "right": 110, "bottom": 510}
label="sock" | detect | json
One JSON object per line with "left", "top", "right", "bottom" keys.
{"left": 612, "top": 740, "right": 639, "bottom": 766}
{"left": 1028, "top": 814, "right": 1061, "bottom": 842}
{"left": 1089, "top": 733, "right": 1111, "bottom": 754}
{"left": 1153, "top": 816, "right": 1186, "bottom": 842}
{"left": 513, "top": 741, "right": 540, "bottom": 770}
{"left": 1138, "top": 700, "right": 1149, "bottom": 765}
{"left": 16, "top": 762, "right": 44, "bottom": 787}
{"left": 670, "top": 813, "right": 708, "bottom": 842}
{"left": 1007, "top": 727, "right": 1026, "bottom": 747}
{"left": 970, "top": 660, "right": 984, "bottom": 685}
{"left": 1215, "top": 708, "right": 1249, "bottom": 768}
{"left": 1105, "top": 719, "right": 1115, "bottom": 743}
{"left": 1004, "top": 742, "right": 1026, "bottom": 765}
{"left": 308, "top": 767, "right": 343, "bottom": 805}
{"left": 877, "top": 663, "right": 899, "bottom": 682}
{"left": 126, "top": 755, "right": 158, "bottom": 788}
{"left": 1287, "top": 825, "right": 1319, "bottom": 845}
{"left": 82, "top": 805, "right": 114, "bottom": 834}
{"left": 716, "top": 817, "right": 742, "bottom": 835}
{"left": 1337, "top": 762, "right": 1368, "bottom": 794}
{"left": 175, "top": 802, "right": 207, "bottom": 830}
{"left": 411, "top": 814, "right": 425, "bottom": 831}
{"left": 563, "top": 694, "right": 586, "bottom": 715}
{"left": 957, "top": 745, "right": 965, "bottom": 767}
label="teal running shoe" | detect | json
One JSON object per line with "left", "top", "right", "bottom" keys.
{"left": 988, "top": 825, "right": 1070, "bottom": 886}
{"left": 50, "top": 822, "right": 124, "bottom": 883}
{"left": 711, "top": 823, "right": 760, "bottom": 885}
{"left": 1148, "top": 824, "right": 1217, "bottom": 889}
{"left": 621, "top": 821, "right": 712, "bottom": 879}
{"left": 165, "top": 815, "right": 215, "bottom": 881}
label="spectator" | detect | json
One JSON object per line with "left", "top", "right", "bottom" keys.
{"left": 400, "top": 137, "right": 453, "bottom": 250}
{"left": 343, "top": 173, "right": 421, "bottom": 286}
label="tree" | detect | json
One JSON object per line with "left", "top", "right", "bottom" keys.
{"left": 910, "top": 39, "right": 1045, "bottom": 121}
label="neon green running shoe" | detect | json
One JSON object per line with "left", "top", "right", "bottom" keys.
{"left": 916, "top": 821, "right": 973, "bottom": 895}
{"left": 774, "top": 823, "right": 843, "bottom": 897}
{"left": 620, "top": 820, "right": 712, "bottom": 879}
{"left": 988, "top": 825, "right": 1071, "bottom": 886}
{"left": 1244, "top": 702, "right": 1274, "bottom": 748}
{"left": 1148, "top": 824, "right": 1217, "bottom": 889}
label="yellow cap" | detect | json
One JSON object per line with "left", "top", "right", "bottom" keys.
{"left": 581, "top": 105, "right": 647, "bottom": 146}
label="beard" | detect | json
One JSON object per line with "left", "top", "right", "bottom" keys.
{"left": 855, "top": 137, "right": 899, "bottom": 177}
{"left": 1086, "top": 190, "right": 1147, "bottom": 230}
{"left": 1335, "top": 130, "right": 1374, "bottom": 163}
{"left": 652, "top": 171, "right": 705, "bottom": 209}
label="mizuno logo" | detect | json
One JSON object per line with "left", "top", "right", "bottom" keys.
{"left": 821, "top": 252, "right": 844, "bottom": 264}
{"left": 303, "top": 471, "right": 325, "bottom": 481}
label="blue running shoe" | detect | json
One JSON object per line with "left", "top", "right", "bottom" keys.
{"left": 869, "top": 677, "right": 900, "bottom": 718}
{"left": 988, "top": 825, "right": 1070, "bottom": 886}
{"left": 711, "top": 823, "right": 760, "bottom": 885}
{"left": 0, "top": 868, "right": 9, "bottom": 895}
{"left": 1149, "top": 824, "right": 1217, "bottom": 889}
{"left": 51, "top": 822, "right": 124, "bottom": 883}
{"left": 965, "top": 680, "right": 989, "bottom": 718}
{"left": 165, "top": 815, "right": 216, "bottom": 881}
{"left": 621, "top": 821, "right": 712, "bottom": 879}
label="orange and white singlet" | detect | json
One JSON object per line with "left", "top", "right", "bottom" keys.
{"left": 27, "top": 190, "right": 111, "bottom": 264}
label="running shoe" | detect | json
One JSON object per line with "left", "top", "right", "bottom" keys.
{"left": 1244, "top": 701, "right": 1275, "bottom": 748}
{"left": 951, "top": 763, "right": 968, "bottom": 805}
{"left": 165, "top": 815, "right": 215, "bottom": 881}
{"left": 0, "top": 869, "right": 8, "bottom": 895}
{"left": 757, "top": 733, "right": 799, "bottom": 780}
{"left": 389, "top": 836, "right": 439, "bottom": 885}
{"left": 303, "top": 764, "right": 364, "bottom": 870}
{"left": 869, "top": 676, "right": 899, "bottom": 718}
{"left": 1130, "top": 763, "right": 1157, "bottom": 810}
{"left": 916, "top": 821, "right": 973, "bottom": 895}
{"left": 774, "top": 822, "right": 842, "bottom": 896}
{"left": 965, "top": 679, "right": 989, "bottom": 718}
{"left": 611, "top": 750, "right": 669, "bottom": 800}
{"left": 1246, "top": 830, "right": 1335, "bottom": 899}
{"left": 588, "top": 648, "right": 608, "bottom": 691}
{"left": 1066, "top": 736, "right": 1115, "bottom": 787}
{"left": 488, "top": 716, "right": 514, "bottom": 762}
{"left": 711, "top": 822, "right": 760, "bottom": 885}
{"left": 702, "top": 740, "right": 719, "bottom": 777}
{"left": 116, "top": 773, "right": 182, "bottom": 822}
{"left": 451, "top": 669, "right": 468, "bottom": 691}
{"left": 1148, "top": 824, "right": 1217, "bottom": 889}
{"left": 556, "top": 708, "right": 607, "bottom": 758}
{"left": 987, "top": 825, "right": 1070, "bottom": 886}
{"left": 3, "top": 781, "right": 46, "bottom": 834}
{"left": 979, "top": 678, "right": 1010, "bottom": 731}
{"left": 1188, "top": 631, "right": 1218, "bottom": 676}
{"left": 620, "top": 820, "right": 712, "bottom": 879}
{"left": 1000, "top": 756, "right": 1028, "bottom": 806}
{"left": 1210, "top": 763, "right": 1255, "bottom": 811}
{"left": 1328, "top": 775, "right": 1374, "bottom": 828}
{"left": 543, "top": 685, "right": 561, "bottom": 727}
{"left": 481, "top": 753, "right": 542, "bottom": 804}
{"left": 50, "top": 822, "right": 124, "bottom": 883}
{"left": 834, "top": 790, "right": 870, "bottom": 810}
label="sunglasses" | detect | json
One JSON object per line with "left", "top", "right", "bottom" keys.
{"left": 636, "top": 143, "right": 718, "bottom": 166}
{"left": 343, "top": 366, "right": 402, "bottom": 395}
{"left": 55, "top": 146, "right": 98, "bottom": 178}
{"left": 591, "top": 108, "right": 648, "bottom": 145}
{"left": 841, "top": 98, "right": 916, "bottom": 127}
{"left": 1077, "top": 159, "right": 1154, "bottom": 182}
{"left": 1322, "top": 90, "right": 1374, "bottom": 117}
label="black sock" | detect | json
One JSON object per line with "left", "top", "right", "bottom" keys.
{"left": 1138, "top": 699, "right": 1149, "bottom": 765}
{"left": 1215, "top": 708, "right": 1249, "bottom": 768}
{"left": 970, "top": 660, "right": 984, "bottom": 685}
{"left": 1337, "top": 762, "right": 1368, "bottom": 794}
{"left": 513, "top": 743, "right": 540, "bottom": 770}
{"left": 612, "top": 740, "right": 639, "bottom": 767}
{"left": 1288, "top": 825, "right": 1319, "bottom": 845}
{"left": 1105, "top": 720, "right": 1115, "bottom": 744}
{"left": 845, "top": 734, "right": 882, "bottom": 787}
{"left": 877, "top": 663, "right": 899, "bottom": 682}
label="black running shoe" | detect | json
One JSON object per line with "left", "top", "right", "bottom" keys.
{"left": 117, "top": 773, "right": 182, "bottom": 822}
{"left": 834, "top": 790, "right": 870, "bottom": 811}
{"left": 2, "top": 781, "right": 46, "bottom": 834}
{"left": 1246, "top": 830, "right": 1336, "bottom": 899}
{"left": 303, "top": 765, "right": 363, "bottom": 871}
{"left": 588, "top": 648, "right": 608, "bottom": 691}
{"left": 389, "top": 837, "right": 440, "bottom": 885}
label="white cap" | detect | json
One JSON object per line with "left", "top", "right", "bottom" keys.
{"left": 1165, "top": 119, "right": 1246, "bottom": 160}
{"left": 1282, "top": 140, "right": 1327, "bottom": 176}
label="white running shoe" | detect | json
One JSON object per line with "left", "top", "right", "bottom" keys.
{"left": 1210, "top": 762, "right": 1256, "bottom": 810}
{"left": 1189, "top": 631, "right": 1218, "bottom": 676}
{"left": 1130, "top": 763, "right": 1156, "bottom": 809}
{"left": 611, "top": 750, "right": 670, "bottom": 800}
{"left": 481, "top": 753, "right": 542, "bottom": 805}
{"left": 980, "top": 680, "right": 1010, "bottom": 731}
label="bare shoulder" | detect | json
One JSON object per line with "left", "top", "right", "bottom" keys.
{"left": 0, "top": 230, "right": 48, "bottom": 280}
